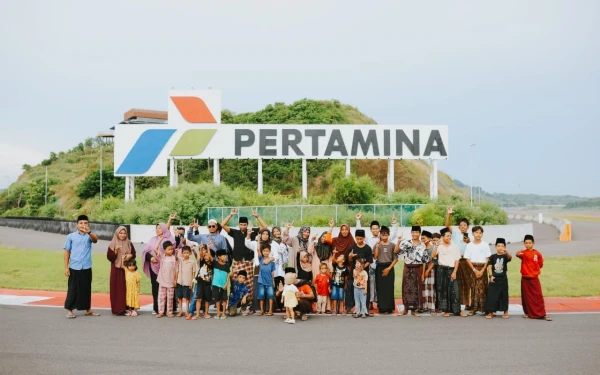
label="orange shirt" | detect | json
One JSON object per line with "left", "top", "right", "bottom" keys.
{"left": 516, "top": 249, "right": 544, "bottom": 278}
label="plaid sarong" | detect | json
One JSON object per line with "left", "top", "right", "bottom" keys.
{"left": 422, "top": 265, "right": 436, "bottom": 311}
{"left": 232, "top": 260, "right": 254, "bottom": 296}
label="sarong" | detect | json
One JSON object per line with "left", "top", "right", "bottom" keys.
{"left": 109, "top": 263, "right": 127, "bottom": 315}
{"left": 422, "top": 265, "right": 436, "bottom": 311}
{"left": 521, "top": 277, "right": 547, "bottom": 319}
{"left": 375, "top": 263, "right": 395, "bottom": 313}
{"left": 470, "top": 263, "right": 488, "bottom": 313}
{"left": 232, "top": 260, "right": 254, "bottom": 297}
{"left": 436, "top": 265, "right": 461, "bottom": 315}
{"left": 64, "top": 268, "right": 92, "bottom": 311}
{"left": 368, "top": 267, "right": 377, "bottom": 303}
{"left": 457, "top": 258, "right": 471, "bottom": 305}
{"left": 484, "top": 275, "right": 508, "bottom": 312}
{"left": 402, "top": 263, "right": 423, "bottom": 311}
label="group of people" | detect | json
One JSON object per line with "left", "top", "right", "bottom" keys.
{"left": 63, "top": 207, "right": 552, "bottom": 322}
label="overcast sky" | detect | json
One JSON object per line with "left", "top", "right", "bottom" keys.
{"left": 1, "top": 0, "right": 598, "bottom": 197}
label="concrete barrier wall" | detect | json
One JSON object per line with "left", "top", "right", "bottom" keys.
{"left": 508, "top": 214, "right": 571, "bottom": 242}
{"left": 0, "top": 217, "right": 127, "bottom": 241}
{"left": 130, "top": 223, "right": 534, "bottom": 245}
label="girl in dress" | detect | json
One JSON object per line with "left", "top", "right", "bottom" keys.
{"left": 124, "top": 260, "right": 141, "bottom": 316}
{"left": 282, "top": 270, "right": 299, "bottom": 324}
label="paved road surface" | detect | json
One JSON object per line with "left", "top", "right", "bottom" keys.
{"left": 0, "top": 305, "right": 598, "bottom": 375}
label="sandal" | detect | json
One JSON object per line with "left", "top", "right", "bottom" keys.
{"left": 467, "top": 311, "right": 475, "bottom": 316}
{"left": 523, "top": 314, "right": 529, "bottom": 318}
{"left": 167, "top": 314, "right": 175, "bottom": 318}
{"left": 443, "top": 313, "right": 450, "bottom": 317}
{"left": 265, "top": 312, "right": 273, "bottom": 316}
{"left": 124, "top": 311, "right": 131, "bottom": 316}
{"left": 397, "top": 310, "right": 408, "bottom": 316}
{"left": 84, "top": 311, "right": 101, "bottom": 316}
{"left": 412, "top": 311, "right": 421, "bottom": 317}
{"left": 176, "top": 312, "right": 183, "bottom": 317}
{"left": 459, "top": 312, "right": 467, "bottom": 317}
{"left": 430, "top": 311, "right": 438, "bottom": 316}
{"left": 204, "top": 314, "right": 211, "bottom": 319}
{"left": 502, "top": 314, "right": 509, "bottom": 319}
{"left": 544, "top": 316, "right": 553, "bottom": 321}
{"left": 486, "top": 314, "right": 494, "bottom": 319}
{"left": 131, "top": 311, "right": 138, "bottom": 317}
{"left": 66, "top": 313, "right": 76, "bottom": 319}
{"left": 257, "top": 312, "right": 264, "bottom": 316}
{"left": 301, "top": 315, "right": 308, "bottom": 321}
{"left": 156, "top": 314, "right": 164, "bottom": 318}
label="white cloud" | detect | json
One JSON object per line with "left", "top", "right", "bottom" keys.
{"left": 0, "top": 143, "right": 46, "bottom": 188}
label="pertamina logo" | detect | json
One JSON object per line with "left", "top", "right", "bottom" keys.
{"left": 116, "top": 91, "right": 221, "bottom": 176}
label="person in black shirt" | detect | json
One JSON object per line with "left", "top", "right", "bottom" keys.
{"left": 348, "top": 229, "right": 373, "bottom": 315}
{"left": 484, "top": 238, "right": 512, "bottom": 319}
{"left": 221, "top": 208, "right": 266, "bottom": 314}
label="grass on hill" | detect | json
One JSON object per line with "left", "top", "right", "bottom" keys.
{"left": 1, "top": 246, "right": 598, "bottom": 298}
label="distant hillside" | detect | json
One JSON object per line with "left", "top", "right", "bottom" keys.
{"left": 1, "top": 99, "right": 464, "bottom": 218}
{"left": 453, "top": 179, "right": 590, "bottom": 206}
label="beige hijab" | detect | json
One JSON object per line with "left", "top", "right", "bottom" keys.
{"left": 109, "top": 226, "right": 132, "bottom": 268}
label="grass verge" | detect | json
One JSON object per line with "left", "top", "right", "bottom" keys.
{"left": 0, "top": 247, "right": 598, "bottom": 298}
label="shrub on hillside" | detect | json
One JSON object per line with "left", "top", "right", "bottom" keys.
{"left": 76, "top": 168, "right": 125, "bottom": 199}
{"left": 331, "top": 174, "right": 380, "bottom": 204}
{"left": 410, "top": 202, "right": 508, "bottom": 226}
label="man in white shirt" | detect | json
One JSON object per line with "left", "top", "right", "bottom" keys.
{"left": 463, "top": 226, "right": 491, "bottom": 315}
{"left": 445, "top": 206, "right": 474, "bottom": 309}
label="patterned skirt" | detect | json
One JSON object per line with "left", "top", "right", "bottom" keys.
{"left": 436, "top": 265, "right": 461, "bottom": 315}
{"left": 470, "top": 263, "right": 488, "bottom": 312}
{"left": 232, "top": 260, "right": 254, "bottom": 296}
{"left": 457, "top": 258, "right": 471, "bottom": 305}
{"left": 422, "top": 265, "right": 436, "bottom": 311}
{"left": 402, "top": 264, "right": 423, "bottom": 311}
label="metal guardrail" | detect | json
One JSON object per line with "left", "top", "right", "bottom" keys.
{"left": 206, "top": 204, "right": 425, "bottom": 227}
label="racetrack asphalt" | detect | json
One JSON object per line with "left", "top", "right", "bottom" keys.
{"left": 0, "top": 304, "right": 598, "bottom": 375}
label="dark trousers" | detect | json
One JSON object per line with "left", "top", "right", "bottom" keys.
{"left": 151, "top": 272, "right": 159, "bottom": 313}
{"left": 64, "top": 268, "right": 92, "bottom": 311}
{"left": 345, "top": 277, "right": 355, "bottom": 311}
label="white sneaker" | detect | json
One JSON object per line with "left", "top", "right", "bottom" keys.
{"left": 284, "top": 318, "right": 291, "bottom": 323}
{"left": 289, "top": 319, "right": 295, "bottom": 324}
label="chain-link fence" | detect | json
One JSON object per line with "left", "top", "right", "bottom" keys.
{"left": 206, "top": 204, "right": 424, "bottom": 227}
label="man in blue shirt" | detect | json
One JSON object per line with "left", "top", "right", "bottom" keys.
{"left": 64, "top": 215, "right": 99, "bottom": 318}
{"left": 187, "top": 218, "right": 229, "bottom": 254}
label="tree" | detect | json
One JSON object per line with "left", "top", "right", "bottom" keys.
{"left": 76, "top": 168, "right": 125, "bottom": 199}
{"left": 22, "top": 164, "right": 31, "bottom": 171}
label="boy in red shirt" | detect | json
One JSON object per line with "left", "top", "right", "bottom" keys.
{"left": 516, "top": 234, "right": 552, "bottom": 321}
{"left": 314, "top": 263, "right": 331, "bottom": 314}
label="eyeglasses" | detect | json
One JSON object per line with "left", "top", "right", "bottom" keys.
{"left": 208, "top": 225, "right": 216, "bottom": 228}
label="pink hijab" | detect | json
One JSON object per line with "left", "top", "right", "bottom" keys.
{"left": 142, "top": 223, "right": 175, "bottom": 279}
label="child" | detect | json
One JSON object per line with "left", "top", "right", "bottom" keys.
{"left": 432, "top": 232, "right": 441, "bottom": 248}
{"left": 176, "top": 246, "right": 197, "bottom": 317}
{"left": 463, "top": 226, "right": 491, "bottom": 316}
{"left": 212, "top": 249, "right": 230, "bottom": 320}
{"left": 257, "top": 243, "right": 276, "bottom": 316}
{"left": 330, "top": 254, "right": 348, "bottom": 316}
{"left": 189, "top": 245, "right": 213, "bottom": 320}
{"left": 485, "top": 238, "right": 512, "bottom": 319}
{"left": 314, "top": 262, "right": 331, "bottom": 314}
{"left": 156, "top": 241, "right": 179, "bottom": 318}
{"left": 516, "top": 235, "right": 552, "bottom": 321}
{"left": 432, "top": 228, "right": 466, "bottom": 317}
{"left": 228, "top": 270, "right": 250, "bottom": 316}
{"left": 124, "top": 259, "right": 140, "bottom": 317}
{"left": 348, "top": 229, "right": 373, "bottom": 315}
{"left": 373, "top": 226, "right": 398, "bottom": 314}
{"left": 281, "top": 270, "right": 298, "bottom": 324}
{"left": 352, "top": 258, "right": 369, "bottom": 318}
{"left": 421, "top": 231, "right": 437, "bottom": 315}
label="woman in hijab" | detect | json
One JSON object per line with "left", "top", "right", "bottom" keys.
{"left": 142, "top": 222, "right": 177, "bottom": 315}
{"left": 326, "top": 221, "right": 356, "bottom": 263}
{"left": 282, "top": 223, "right": 310, "bottom": 273}
{"left": 106, "top": 226, "right": 135, "bottom": 315}
{"left": 311, "top": 232, "right": 333, "bottom": 280}
{"left": 326, "top": 221, "right": 356, "bottom": 312}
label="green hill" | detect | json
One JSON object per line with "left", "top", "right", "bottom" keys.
{"left": 0, "top": 99, "right": 465, "bottom": 221}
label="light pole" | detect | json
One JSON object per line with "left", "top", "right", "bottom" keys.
{"left": 100, "top": 144, "right": 103, "bottom": 204}
{"left": 470, "top": 143, "right": 476, "bottom": 207}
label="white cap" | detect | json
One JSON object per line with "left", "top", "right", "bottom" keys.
{"left": 208, "top": 219, "right": 218, "bottom": 225}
